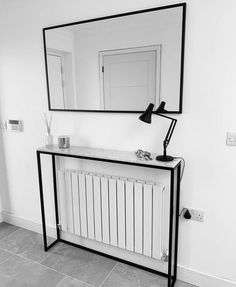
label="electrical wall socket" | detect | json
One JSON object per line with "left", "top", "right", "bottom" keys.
{"left": 189, "top": 209, "right": 204, "bottom": 222}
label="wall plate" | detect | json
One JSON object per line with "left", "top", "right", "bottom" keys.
{"left": 7, "top": 120, "right": 23, "bottom": 132}
{"left": 226, "top": 132, "right": 236, "bottom": 146}
{"left": 189, "top": 209, "right": 204, "bottom": 222}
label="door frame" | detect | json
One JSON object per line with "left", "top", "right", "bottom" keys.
{"left": 46, "top": 49, "right": 67, "bottom": 109}
{"left": 99, "top": 45, "right": 162, "bottom": 110}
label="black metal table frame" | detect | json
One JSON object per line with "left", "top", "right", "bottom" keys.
{"left": 36, "top": 150, "right": 181, "bottom": 287}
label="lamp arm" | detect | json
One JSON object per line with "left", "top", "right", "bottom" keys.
{"left": 154, "top": 112, "right": 176, "bottom": 121}
{"left": 155, "top": 113, "right": 177, "bottom": 144}
{"left": 154, "top": 113, "right": 177, "bottom": 159}
{"left": 164, "top": 119, "right": 177, "bottom": 143}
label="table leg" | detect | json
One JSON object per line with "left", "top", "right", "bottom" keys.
{"left": 173, "top": 164, "right": 181, "bottom": 281}
{"left": 36, "top": 151, "right": 59, "bottom": 251}
{"left": 52, "top": 155, "right": 60, "bottom": 240}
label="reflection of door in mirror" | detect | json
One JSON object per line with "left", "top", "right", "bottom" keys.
{"left": 99, "top": 46, "right": 161, "bottom": 111}
{"left": 46, "top": 49, "right": 77, "bottom": 109}
{"left": 47, "top": 53, "right": 65, "bottom": 109}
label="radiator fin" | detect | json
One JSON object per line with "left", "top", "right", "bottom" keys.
{"left": 78, "top": 173, "right": 87, "bottom": 237}
{"left": 109, "top": 178, "right": 117, "bottom": 247}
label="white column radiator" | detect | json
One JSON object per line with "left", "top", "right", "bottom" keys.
{"left": 57, "top": 169, "right": 165, "bottom": 260}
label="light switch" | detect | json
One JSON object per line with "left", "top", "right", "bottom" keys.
{"left": 226, "top": 132, "right": 236, "bottom": 146}
{"left": 7, "top": 120, "right": 23, "bottom": 132}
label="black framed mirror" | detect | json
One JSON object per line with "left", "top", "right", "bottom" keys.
{"left": 43, "top": 3, "right": 186, "bottom": 113}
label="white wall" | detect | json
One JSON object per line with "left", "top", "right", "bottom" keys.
{"left": 0, "top": 0, "right": 236, "bottom": 285}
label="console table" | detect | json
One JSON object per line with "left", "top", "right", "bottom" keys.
{"left": 36, "top": 146, "right": 181, "bottom": 287}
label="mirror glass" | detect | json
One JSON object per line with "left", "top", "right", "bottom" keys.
{"left": 43, "top": 4, "right": 185, "bottom": 113}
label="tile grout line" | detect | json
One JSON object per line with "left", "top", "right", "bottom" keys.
{"left": 2, "top": 250, "right": 96, "bottom": 287}
{"left": 0, "top": 254, "right": 14, "bottom": 266}
{"left": 64, "top": 275, "right": 96, "bottom": 287}
{"left": 0, "top": 243, "right": 56, "bottom": 264}
{"left": 38, "top": 242, "right": 62, "bottom": 264}
{"left": 0, "top": 248, "right": 66, "bottom": 279}
{"left": 99, "top": 262, "right": 118, "bottom": 287}
{"left": 55, "top": 275, "right": 67, "bottom": 287}
{"left": 0, "top": 226, "right": 60, "bottom": 263}
{"left": 55, "top": 275, "right": 96, "bottom": 287}
{"left": 0, "top": 227, "right": 20, "bottom": 242}
{"left": 0, "top": 251, "right": 67, "bottom": 287}
{"left": 15, "top": 253, "right": 70, "bottom": 280}
{"left": 0, "top": 246, "right": 24, "bottom": 257}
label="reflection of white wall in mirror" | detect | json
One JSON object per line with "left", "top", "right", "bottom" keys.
{"left": 99, "top": 46, "right": 161, "bottom": 110}
{"left": 45, "top": 30, "right": 77, "bottom": 109}
{"left": 72, "top": 7, "right": 182, "bottom": 111}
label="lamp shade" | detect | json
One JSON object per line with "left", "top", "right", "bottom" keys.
{"left": 155, "top": 101, "right": 167, "bottom": 113}
{"left": 138, "top": 101, "right": 177, "bottom": 162}
{"left": 139, "top": 103, "right": 154, "bottom": 123}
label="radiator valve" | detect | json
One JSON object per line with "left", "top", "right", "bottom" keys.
{"left": 57, "top": 223, "right": 62, "bottom": 231}
{"left": 161, "top": 249, "right": 169, "bottom": 262}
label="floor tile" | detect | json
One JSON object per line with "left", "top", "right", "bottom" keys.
{"left": 0, "top": 227, "right": 54, "bottom": 262}
{"left": 0, "top": 248, "right": 12, "bottom": 263}
{"left": 0, "top": 223, "right": 19, "bottom": 240}
{"left": 0, "top": 255, "right": 64, "bottom": 287}
{"left": 101, "top": 263, "right": 166, "bottom": 287}
{"left": 101, "top": 263, "right": 197, "bottom": 287}
{"left": 57, "top": 276, "right": 93, "bottom": 287}
{"left": 175, "top": 281, "right": 197, "bottom": 287}
{"left": 41, "top": 244, "right": 116, "bottom": 287}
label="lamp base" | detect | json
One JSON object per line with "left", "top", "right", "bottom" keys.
{"left": 156, "top": 155, "right": 174, "bottom": 162}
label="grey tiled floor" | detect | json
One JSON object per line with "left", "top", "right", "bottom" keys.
{"left": 0, "top": 223, "right": 197, "bottom": 287}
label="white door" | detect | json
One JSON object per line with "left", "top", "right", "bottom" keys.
{"left": 100, "top": 47, "right": 160, "bottom": 110}
{"left": 47, "top": 53, "right": 65, "bottom": 109}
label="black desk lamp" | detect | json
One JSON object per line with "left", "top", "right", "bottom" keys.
{"left": 139, "top": 101, "right": 177, "bottom": 162}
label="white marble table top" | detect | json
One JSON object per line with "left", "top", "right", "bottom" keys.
{"left": 37, "top": 145, "right": 181, "bottom": 169}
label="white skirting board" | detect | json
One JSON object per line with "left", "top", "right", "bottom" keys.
{"left": 1, "top": 211, "right": 236, "bottom": 287}
{"left": 177, "top": 266, "right": 236, "bottom": 287}
{"left": 1, "top": 210, "right": 56, "bottom": 237}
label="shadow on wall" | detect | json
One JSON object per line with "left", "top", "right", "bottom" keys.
{"left": 0, "top": 121, "right": 10, "bottom": 220}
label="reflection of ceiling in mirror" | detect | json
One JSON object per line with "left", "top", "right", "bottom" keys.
{"left": 61, "top": 8, "right": 182, "bottom": 37}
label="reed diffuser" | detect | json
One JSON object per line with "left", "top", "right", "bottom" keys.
{"left": 42, "top": 112, "right": 53, "bottom": 147}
